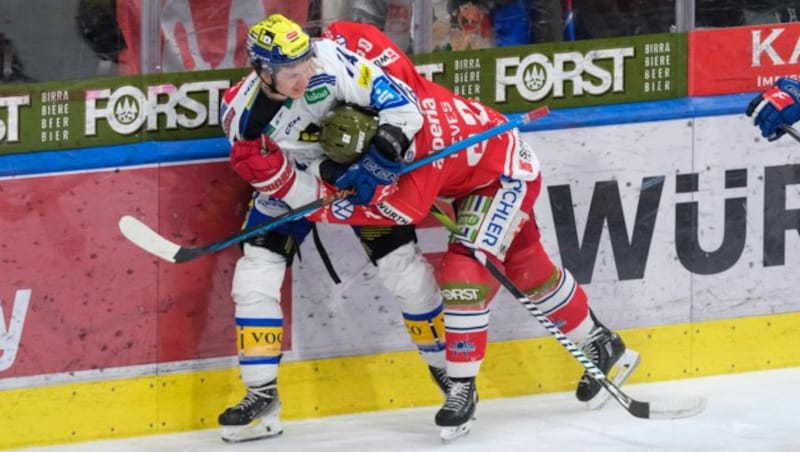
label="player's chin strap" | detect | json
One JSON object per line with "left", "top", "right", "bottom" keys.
{"left": 256, "top": 68, "right": 288, "bottom": 99}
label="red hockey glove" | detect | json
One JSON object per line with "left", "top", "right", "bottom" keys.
{"left": 230, "top": 135, "right": 295, "bottom": 197}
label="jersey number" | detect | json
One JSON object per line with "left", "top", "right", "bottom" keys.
{"left": 453, "top": 99, "right": 490, "bottom": 167}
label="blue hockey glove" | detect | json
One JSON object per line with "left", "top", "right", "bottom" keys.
{"left": 334, "top": 146, "right": 403, "bottom": 205}
{"left": 746, "top": 77, "right": 800, "bottom": 141}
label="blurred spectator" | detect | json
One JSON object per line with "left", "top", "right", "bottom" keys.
{"left": 572, "top": 0, "right": 674, "bottom": 39}
{"left": 1, "top": 0, "right": 113, "bottom": 82}
{"left": 450, "top": 0, "right": 496, "bottom": 50}
{"left": 116, "top": 0, "right": 308, "bottom": 75}
{"left": 742, "top": 2, "right": 799, "bottom": 25}
{"left": 433, "top": 0, "right": 672, "bottom": 50}
{"left": 696, "top": 0, "right": 799, "bottom": 27}
{"left": 75, "top": 0, "right": 127, "bottom": 75}
{"left": 492, "top": 0, "right": 534, "bottom": 47}
{"left": 351, "top": 0, "right": 389, "bottom": 27}
{"left": 336, "top": 0, "right": 413, "bottom": 52}
{"left": 433, "top": 0, "right": 495, "bottom": 51}
{"left": 530, "top": 0, "right": 563, "bottom": 43}
{"left": 0, "top": 33, "right": 31, "bottom": 83}
{"left": 696, "top": 0, "right": 745, "bottom": 27}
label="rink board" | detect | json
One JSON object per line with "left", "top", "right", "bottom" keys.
{"left": 2, "top": 113, "right": 800, "bottom": 448}
{"left": 1, "top": 312, "right": 799, "bottom": 448}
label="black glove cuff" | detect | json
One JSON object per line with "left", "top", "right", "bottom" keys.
{"left": 371, "top": 124, "right": 411, "bottom": 162}
{"left": 319, "top": 159, "right": 350, "bottom": 184}
{"left": 745, "top": 94, "right": 763, "bottom": 117}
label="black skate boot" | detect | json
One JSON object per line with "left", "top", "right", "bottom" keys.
{"left": 435, "top": 377, "right": 477, "bottom": 442}
{"left": 218, "top": 380, "right": 283, "bottom": 442}
{"left": 428, "top": 365, "right": 452, "bottom": 395}
{"left": 576, "top": 319, "right": 640, "bottom": 409}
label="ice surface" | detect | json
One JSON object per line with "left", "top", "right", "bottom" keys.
{"left": 19, "top": 367, "right": 799, "bottom": 452}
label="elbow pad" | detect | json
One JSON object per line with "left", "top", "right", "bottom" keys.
{"left": 319, "top": 158, "right": 350, "bottom": 184}
{"left": 371, "top": 123, "right": 411, "bottom": 162}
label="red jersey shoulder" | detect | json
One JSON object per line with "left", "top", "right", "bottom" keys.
{"left": 324, "top": 22, "right": 398, "bottom": 61}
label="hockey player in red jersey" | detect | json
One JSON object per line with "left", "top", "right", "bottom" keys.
{"left": 229, "top": 18, "right": 640, "bottom": 441}
{"left": 320, "top": 20, "right": 641, "bottom": 437}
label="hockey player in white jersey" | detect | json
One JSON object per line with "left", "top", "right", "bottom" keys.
{"left": 216, "top": 14, "right": 450, "bottom": 443}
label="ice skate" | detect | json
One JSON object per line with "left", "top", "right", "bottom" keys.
{"left": 218, "top": 380, "right": 283, "bottom": 442}
{"left": 576, "top": 323, "right": 641, "bottom": 410}
{"left": 435, "top": 377, "right": 477, "bottom": 442}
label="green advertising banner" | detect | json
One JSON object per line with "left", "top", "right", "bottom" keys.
{"left": 0, "top": 33, "right": 687, "bottom": 156}
{"left": 0, "top": 69, "right": 248, "bottom": 156}
{"left": 411, "top": 33, "right": 687, "bottom": 112}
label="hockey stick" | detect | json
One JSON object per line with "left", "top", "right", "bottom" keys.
{"left": 428, "top": 203, "right": 707, "bottom": 420}
{"left": 119, "top": 106, "right": 551, "bottom": 263}
{"left": 779, "top": 124, "right": 800, "bottom": 142}
{"left": 118, "top": 190, "right": 353, "bottom": 263}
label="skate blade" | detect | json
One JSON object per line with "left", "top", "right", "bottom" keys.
{"left": 440, "top": 420, "right": 473, "bottom": 443}
{"left": 585, "top": 349, "right": 641, "bottom": 411}
{"left": 221, "top": 415, "right": 283, "bottom": 443}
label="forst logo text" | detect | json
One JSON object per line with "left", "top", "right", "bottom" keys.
{"left": 84, "top": 81, "right": 230, "bottom": 135}
{"left": 0, "top": 95, "right": 30, "bottom": 143}
{"left": 495, "top": 48, "right": 635, "bottom": 102}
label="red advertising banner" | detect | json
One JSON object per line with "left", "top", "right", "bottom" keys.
{"left": 0, "top": 164, "right": 294, "bottom": 378}
{"left": 689, "top": 23, "right": 800, "bottom": 96}
{"left": 117, "top": 0, "right": 309, "bottom": 75}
